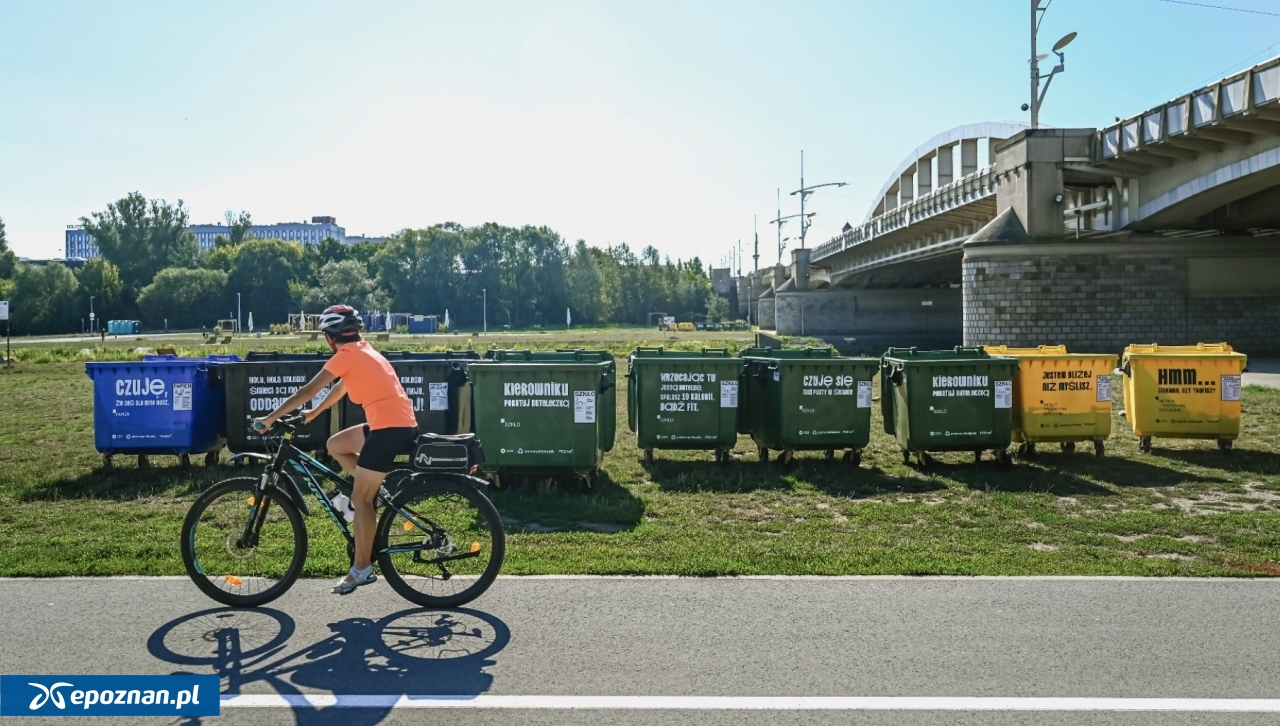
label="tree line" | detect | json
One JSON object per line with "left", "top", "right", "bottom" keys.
{"left": 0, "top": 193, "right": 720, "bottom": 335}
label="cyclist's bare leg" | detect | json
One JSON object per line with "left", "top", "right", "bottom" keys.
{"left": 345, "top": 467, "right": 389, "bottom": 581}
{"left": 326, "top": 425, "right": 365, "bottom": 475}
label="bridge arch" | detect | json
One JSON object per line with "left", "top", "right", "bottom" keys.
{"left": 866, "top": 121, "right": 1029, "bottom": 221}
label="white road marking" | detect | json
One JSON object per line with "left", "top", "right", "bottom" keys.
{"left": 220, "top": 695, "right": 1280, "bottom": 711}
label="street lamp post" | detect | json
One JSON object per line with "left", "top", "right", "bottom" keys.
{"left": 1028, "top": 1, "right": 1077, "bottom": 129}
{"left": 789, "top": 150, "right": 847, "bottom": 250}
{"left": 482, "top": 289, "right": 487, "bottom": 334}
{"left": 237, "top": 293, "right": 242, "bottom": 335}
{"left": 89, "top": 296, "right": 95, "bottom": 335}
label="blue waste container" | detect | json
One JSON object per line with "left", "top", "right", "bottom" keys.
{"left": 85, "top": 354, "right": 241, "bottom": 469}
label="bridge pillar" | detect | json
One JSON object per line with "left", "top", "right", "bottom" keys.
{"left": 960, "top": 139, "right": 978, "bottom": 176}
{"left": 916, "top": 156, "right": 932, "bottom": 197}
{"left": 791, "top": 248, "right": 811, "bottom": 291}
{"left": 898, "top": 170, "right": 914, "bottom": 206}
{"left": 936, "top": 143, "right": 955, "bottom": 186}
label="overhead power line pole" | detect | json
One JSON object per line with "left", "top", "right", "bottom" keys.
{"left": 788, "top": 150, "right": 847, "bottom": 249}
{"left": 770, "top": 187, "right": 810, "bottom": 265}
{"left": 752, "top": 215, "right": 759, "bottom": 273}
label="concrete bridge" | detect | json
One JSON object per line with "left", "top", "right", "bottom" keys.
{"left": 746, "top": 55, "right": 1280, "bottom": 354}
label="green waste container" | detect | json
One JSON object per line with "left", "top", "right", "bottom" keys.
{"left": 485, "top": 349, "right": 617, "bottom": 452}
{"left": 627, "top": 347, "right": 744, "bottom": 464}
{"left": 469, "top": 355, "right": 616, "bottom": 485}
{"left": 739, "top": 347, "right": 879, "bottom": 466}
{"left": 880, "top": 347, "right": 1019, "bottom": 469}
{"left": 338, "top": 351, "right": 478, "bottom": 435}
{"left": 219, "top": 351, "right": 334, "bottom": 454}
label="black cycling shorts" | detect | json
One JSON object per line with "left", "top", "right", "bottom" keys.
{"left": 357, "top": 425, "right": 419, "bottom": 473}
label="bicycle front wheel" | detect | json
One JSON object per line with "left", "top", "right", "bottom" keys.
{"left": 376, "top": 474, "right": 505, "bottom": 608}
{"left": 181, "top": 477, "right": 308, "bottom": 607}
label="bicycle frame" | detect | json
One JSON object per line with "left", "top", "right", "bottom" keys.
{"left": 236, "top": 421, "right": 483, "bottom": 568}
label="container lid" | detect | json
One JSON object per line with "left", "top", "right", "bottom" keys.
{"left": 882, "top": 346, "right": 1018, "bottom": 365}
{"left": 629, "top": 346, "right": 734, "bottom": 359}
{"left": 1123, "top": 342, "right": 1245, "bottom": 358}
{"left": 141, "top": 354, "right": 243, "bottom": 363}
{"left": 245, "top": 351, "right": 332, "bottom": 361}
{"left": 484, "top": 349, "right": 611, "bottom": 363}
{"left": 983, "top": 345, "right": 1068, "bottom": 356}
{"left": 739, "top": 346, "right": 835, "bottom": 359}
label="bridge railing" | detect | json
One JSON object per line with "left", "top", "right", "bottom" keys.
{"left": 1097, "top": 54, "right": 1280, "bottom": 162}
{"left": 812, "top": 164, "right": 998, "bottom": 262}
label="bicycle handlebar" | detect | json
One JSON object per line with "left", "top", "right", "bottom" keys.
{"left": 252, "top": 412, "right": 308, "bottom": 435}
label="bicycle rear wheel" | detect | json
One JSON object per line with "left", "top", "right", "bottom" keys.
{"left": 181, "top": 477, "right": 307, "bottom": 607}
{"left": 376, "top": 474, "right": 505, "bottom": 608}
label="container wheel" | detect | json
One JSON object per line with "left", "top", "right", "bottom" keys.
{"left": 102, "top": 455, "right": 114, "bottom": 471}
{"left": 1218, "top": 439, "right": 1233, "bottom": 453}
{"left": 996, "top": 450, "right": 1014, "bottom": 471}
{"left": 643, "top": 449, "right": 655, "bottom": 465}
{"left": 916, "top": 452, "right": 933, "bottom": 472}
{"left": 780, "top": 450, "right": 796, "bottom": 468}
{"left": 902, "top": 450, "right": 911, "bottom": 465}
{"left": 204, "top": 451, "right": 220, "bottom": 467}
{"left": 843, "top": 450, "right": 862, "bottom": 467}
{"left": 973, "top": 450, "right": 983, "bottom": 463}
{"left": 490, "top": 473, "right": 503, "bottom": 489}
{"left": 1094, "top": 440, "right": 1105, "bottom": 458}
{"left": 758, "top": 446, "right": 770, "bottom": 463}
{"left": 179, "top": 454, "right": 192, "bottom": 469}
{"left": 824, "top": 449, "right": 835, "bottom": 461}
{"left": 582, "top": 470, "right": 597, "bottom": 489}
{"left": 717, "top": 449, "right": 732, "bottom": 466}
{"left": 137, "top": 455, "right": 150, "bottom": 469}
{"left": 1139, "top": 436, "right": 1152, "bottom": 454}
{"left": 1060, "top": 442, "right": 1076, "bottom": 454}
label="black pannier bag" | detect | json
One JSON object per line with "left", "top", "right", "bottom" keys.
{"left": 412, "top": 433, "right": 485, "bottom": 472}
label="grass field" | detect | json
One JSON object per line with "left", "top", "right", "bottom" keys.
{"left": 0, "top": 331, "right": 1277, "bottom": 578}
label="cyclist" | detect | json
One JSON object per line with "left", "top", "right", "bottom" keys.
{"left": 253, "top": 305, "right": 419, "bottom": 595}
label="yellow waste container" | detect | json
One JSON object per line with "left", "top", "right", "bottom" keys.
{"left": 1120, "top": 343, "right": 1247, "bottom": 453}
{"left": 984, "top": 346, "right": 1118, "bottom": 458}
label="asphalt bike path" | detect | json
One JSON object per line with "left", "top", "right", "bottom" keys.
{"left": 0, "top": 576, "right": 1277, "bottom": 725}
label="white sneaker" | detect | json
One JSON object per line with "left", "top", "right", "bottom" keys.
{"left": 332, "top": 566, "right": 378, "bottom": 595}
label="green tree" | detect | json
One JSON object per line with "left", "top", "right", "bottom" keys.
{"left": 77, "top": 257, "right": 125, "bottom": 324}
{"left": 79, "top": 192, "right": 199, "bottom": 291}
{"left": 296, "top": 260, "right": 387, "bottom": 312}
{"left": 705, "top": 292, "right": 729, "bottom": 322}
{"left": 225, "top": 210, "right": 253, "bottom": 245}
{"left": 136, "top": 268, "right": 229, "bottom": 329}
{"left": 0, "top": 216, "right": 15, "bottom": 279}
{"left": 201, "top": 243, "right": 240, "bottom": 272}
{"left": 375, "top": 225, "right": 467, "bottom": 318}
{"left": 11, "top": 262, "right": 80, "bottom": 334}
{"left": 226, "top": 239, "right": 308, "bottom": 325}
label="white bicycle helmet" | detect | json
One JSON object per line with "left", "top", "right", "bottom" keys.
{"left": 318, "top": 305, "right": 362, "bottom": 336}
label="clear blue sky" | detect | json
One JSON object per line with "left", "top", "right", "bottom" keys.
{"left": 3, "top": 0, "right": 1279, "bottom": 265}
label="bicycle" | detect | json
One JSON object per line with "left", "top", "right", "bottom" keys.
{"left": 180, "top": 413, "right": 505, "bottom": 608}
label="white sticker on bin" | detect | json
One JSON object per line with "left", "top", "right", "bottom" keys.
{"left": 429, "top": 382, "right": 449, "bottom": 411}
{"left": 173, "top": 383, "right": 193, "bottom": 412}
{"left": 574, "top": 390, "right": 596, "bottom": 424}
{"left": 857, "top": 380, "right": 872, "bottom": 409}
{"left": 1221, "top": 375, "right": 1241, "bottom": 402}
{"left": 994, "top": 380, "right": 1013, "bottom": 409}
{"left": 720, "top": 380, "right": 739, "bottom": 409}
{"left": 1096, "top": 375, "right": 1112, "bottom": 403}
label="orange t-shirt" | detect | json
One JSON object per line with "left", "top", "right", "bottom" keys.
{"left": 323, "top": 341, "right": 417, "bottom": 430}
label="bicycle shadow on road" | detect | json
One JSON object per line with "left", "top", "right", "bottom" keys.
{"left": 148, "top": 605, "right": 510, "bottom": 726}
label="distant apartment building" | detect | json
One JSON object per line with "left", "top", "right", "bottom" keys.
{"left": 65, "top": 216, "right": 349, "bottom": 258}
